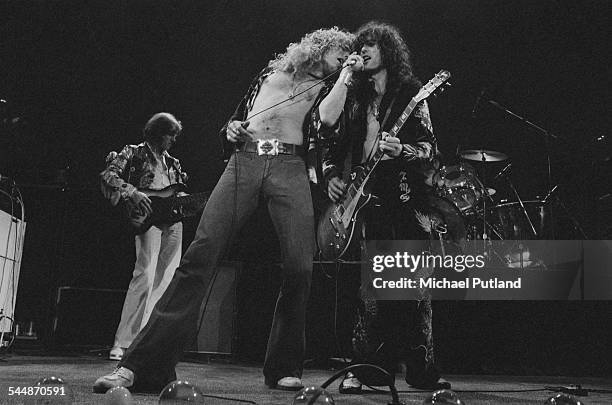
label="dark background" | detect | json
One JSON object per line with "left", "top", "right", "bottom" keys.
{"left": 1, "top": 0, "right": 610, "bottom": 375}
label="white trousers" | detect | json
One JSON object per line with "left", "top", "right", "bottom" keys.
{"left": 113, "top": 222, "right": 182, "bottom": 348}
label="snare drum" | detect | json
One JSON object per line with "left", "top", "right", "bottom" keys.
{"left": 434, "top": 163, "right": 486, "bottom": 214}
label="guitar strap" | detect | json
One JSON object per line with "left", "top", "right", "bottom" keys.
{"left": 379, "top": 94, "right": 398, "bottom": 133}
{"left": 343, "top": 92, "right": 398, "bottom": 181}
{"left": 342, "top": 137, "right": 353, "bottom": 182}
{"left": 363, "top": 93, "right": 398, "bottom": 163}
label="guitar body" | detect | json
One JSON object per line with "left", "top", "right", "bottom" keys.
{"left": 123, "top": 184, "right": 209, "bottom": 235}
{"left": 317, "top": 166, "right": 373, "bottom": 260}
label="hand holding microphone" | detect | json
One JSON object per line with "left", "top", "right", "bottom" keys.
{"left": 343, "top": 52, "right": 364, "bottom": 72}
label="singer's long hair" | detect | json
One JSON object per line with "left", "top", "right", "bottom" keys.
{"left": 352, "top": 21, "right": 418, "bottom": 105}
{"left": 268, "top": 27, "right": 354, "bottom": 75}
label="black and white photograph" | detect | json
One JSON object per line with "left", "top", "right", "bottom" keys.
{"left": 0, "top": 1, "right": 610, "bottom": 404}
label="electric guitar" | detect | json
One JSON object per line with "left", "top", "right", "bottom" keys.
{"left": 316, "top": 70, "right": 451, "bottom": 260}
{"left": 123, "top": 184, "right": 210, "bottom": 234}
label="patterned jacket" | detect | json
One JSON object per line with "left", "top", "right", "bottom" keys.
{"left": 313, "top": 79, "right": 439, "bottom": 203}
{"left": 100, "top": 142, "right": 187, "bottom": 205}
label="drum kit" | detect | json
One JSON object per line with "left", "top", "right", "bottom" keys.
{"left": 421, "top": 89, "right": 597, "bottom": 267}
{"left": 431, "top": 147, "right": 560, "bottom": 267}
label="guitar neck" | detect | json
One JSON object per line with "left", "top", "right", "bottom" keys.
{"left": 342, "top": 99, "right": 419, "bottom": 205}
{"left": 174, "top": 192, "right": 209, "bottom": 204}
{"left": 388, "top": 98, "right": 418, "bottom": 139}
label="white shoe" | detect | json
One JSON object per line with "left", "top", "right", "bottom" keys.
{"left": 93, "top": 366, "right": 134, "bottom": 393}
{"left": 275, "top": 377, "right": 303, "bottom": 391}
{"left": 109, "top": 347, "right": 124, "bottom": 361}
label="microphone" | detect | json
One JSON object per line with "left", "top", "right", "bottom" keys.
{"left": 494, "top": 162, "right": 512, "bottom": 180}
{"left": 471, "top": 88, "right": 486, "bottom": 118}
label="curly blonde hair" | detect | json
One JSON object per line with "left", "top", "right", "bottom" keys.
{"left": 268, "top": 27, "right": 354, "bottom": 75}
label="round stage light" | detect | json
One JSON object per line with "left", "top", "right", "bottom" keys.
{"left": 422, "top": 388, "right": 464, "bottom": 404}
{"left": 33, "top": 376, "right": 74, "bottom": 404}
{"left": 104, "top": 386, "right": 133, "bottom": 404}
{"left": 545, "top": 393, "right": 584, "bottom": 404}
{"left": 292, "top": 385, "right": 335, "bottom": 404}
{"left": 158, "top": 380, "right": 206, "bottom": 403}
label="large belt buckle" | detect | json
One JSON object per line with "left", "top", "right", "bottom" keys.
{"left": 256, "top": 139, "right": 279, "bottom": 155}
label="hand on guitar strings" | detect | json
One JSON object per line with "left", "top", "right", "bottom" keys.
{"left": 327, "top": 176, "right": 347, "bottom": 203}
{"left": 226, "top": 120, "right": 254, "bottom": 143}
{"left": 379, "top": 132, "right": 402, "bottom": 158}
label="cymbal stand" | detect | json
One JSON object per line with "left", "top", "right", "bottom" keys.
{"left": 501, "top": 170, "right": 538, "bottom": 238}
{"left": 475, "top": 152, "right": 499, "bottom": 259}
{"left": 544, "top": 187, "right": 589, "bottom": 239}
{"left": 480, "top": 153, "right": 489, "bottom": 255}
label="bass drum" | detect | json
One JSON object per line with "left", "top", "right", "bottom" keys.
{"left": 433, "top": 162, "right": 487, "bottom": 215}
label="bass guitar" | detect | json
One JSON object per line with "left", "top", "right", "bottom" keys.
{"left": 123, "top": 184, "right": 210, "bottom": 234}
{"left": 316, "top": 70, "right": 451, "bottom": 260}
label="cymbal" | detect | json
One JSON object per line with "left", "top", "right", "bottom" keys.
{"left": 460, "top": 149, "right": 508, "bottom": 162}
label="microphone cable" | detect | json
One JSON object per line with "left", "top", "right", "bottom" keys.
{"left": 245, "top": 65, "right": 351, "bottom": 121}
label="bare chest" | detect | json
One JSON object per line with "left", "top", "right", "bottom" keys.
{"left": 247, "top": 72, "right": 323, "bottom": 142}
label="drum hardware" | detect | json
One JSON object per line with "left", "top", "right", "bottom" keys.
{"left": 541, "top": 184, "right": 558, "bottom": 204}
{"left": 493, "top": 162, "right": 512, "bottom": 181}
{"left": 547, "top": 188, "right": 589, "bottom": 239}
{"left": 455, "top": 148, "right": 509, "bottom": 244}
{"left": 494, "top": 165, "right": 539, "bottom": 238}
{"left": 503, "top": 242, "right": 534, "bottom": 268}
{"left": 433, "top": 162, "right": 487, "bottom": 215}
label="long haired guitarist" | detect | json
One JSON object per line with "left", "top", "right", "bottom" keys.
{"left": 99, "top": 112, "right": 187, "bottom": 361}
{"left": 314, "top": 21, "right": 452, "bottom": 393}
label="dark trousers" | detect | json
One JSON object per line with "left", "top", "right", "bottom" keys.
{"left": 350, "top": 197, "right": 441, "bottom": 386}
{"left": 351, "top": 298, "right": 438, "bottom": 387}
{"left": 119, "top": 151, "right": 315, "bottom": 388}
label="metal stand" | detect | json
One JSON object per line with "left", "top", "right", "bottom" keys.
{"left": 486, "top": 98, "right": 558, "bottom": 195}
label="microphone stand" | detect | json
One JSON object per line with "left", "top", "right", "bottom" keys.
{"left": 484, "top": 98, "right": 569, "bottom": 240}
{"left": 485, "top": 98, "right": 557, "bottom": 195}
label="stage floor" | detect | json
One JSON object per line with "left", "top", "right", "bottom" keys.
{"left": 0, "top": 354, "right": 610, "bottom": 404}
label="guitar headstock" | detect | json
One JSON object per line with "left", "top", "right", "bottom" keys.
{"left": 414, "top": 70, "right": 451, "bottom": 103}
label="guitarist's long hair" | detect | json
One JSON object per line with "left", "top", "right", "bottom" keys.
{"left": 350, "top": 21, "right": 420, "bottom": 108}
{"left": 268, "top": 27, "right": 354, "bottom": 75}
